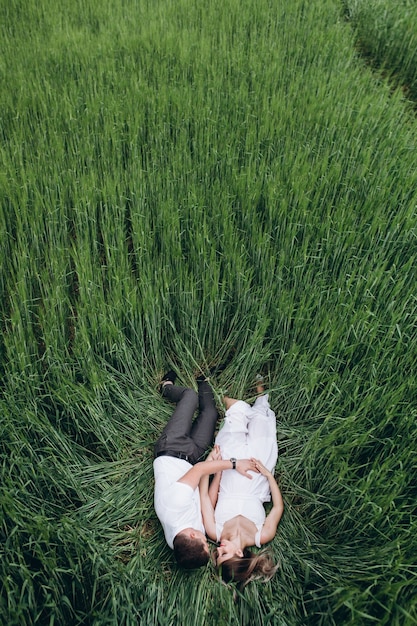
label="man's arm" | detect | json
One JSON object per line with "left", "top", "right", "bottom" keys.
{"left": 178, "top": 458, "right": 255, "bottom": 490}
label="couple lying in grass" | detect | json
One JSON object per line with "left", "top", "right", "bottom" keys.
{"left": 153, "top": 369, "right": 284, "bottom": 586}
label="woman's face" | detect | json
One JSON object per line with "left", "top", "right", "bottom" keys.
{"left": 215, "top": 539, "right": 243, "bottom": 565}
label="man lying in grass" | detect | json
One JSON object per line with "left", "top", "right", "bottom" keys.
{"left": 200, "top": 378, "right": 284, "bottom": 585}
{"left": 153, "top": 370, "right": 257, "bottom": 569}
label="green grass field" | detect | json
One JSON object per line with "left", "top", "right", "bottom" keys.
{"left": 1, "top": 0, "right": 417, "bottom": 624}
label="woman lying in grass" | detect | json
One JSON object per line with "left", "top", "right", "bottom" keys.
{"left": 200, "top": 379, "right": 284, "bottom": 585}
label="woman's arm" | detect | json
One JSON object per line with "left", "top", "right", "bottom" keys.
{"left": 197, "top": 445, "right": 222, "bottom": 539}
{"left": 204, "top": 444, "right": 222, "bottom": 508}
{"left": 252, "top": 459, "right": 284, "bottom": 544}
{"left": 199, "top": 473, "right": 217, "bottom": 540}
{"left": 208, "top": 470, "right": 222, "bottom": 508}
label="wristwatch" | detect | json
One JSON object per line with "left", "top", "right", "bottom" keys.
{"left": 230, "top": 457, "right": 237, "bottom": 469}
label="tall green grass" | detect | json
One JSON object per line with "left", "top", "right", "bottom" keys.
{"left": 344, "top": 0, "right": 417, "bottom": 101}
{"left": 1, "top": 0, "right": 417, "bottom": 624}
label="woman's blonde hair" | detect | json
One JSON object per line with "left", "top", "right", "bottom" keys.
{"left": 219, "top": 548, "right": 278, "bottom": 587}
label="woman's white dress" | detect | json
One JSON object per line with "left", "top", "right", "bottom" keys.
{"left": 214, "top": 394, "right": 278, "bottom": 546}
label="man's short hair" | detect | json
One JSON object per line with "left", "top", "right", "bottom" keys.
{"left": 173, "top": 532, "right": 209, "bottom": 569}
